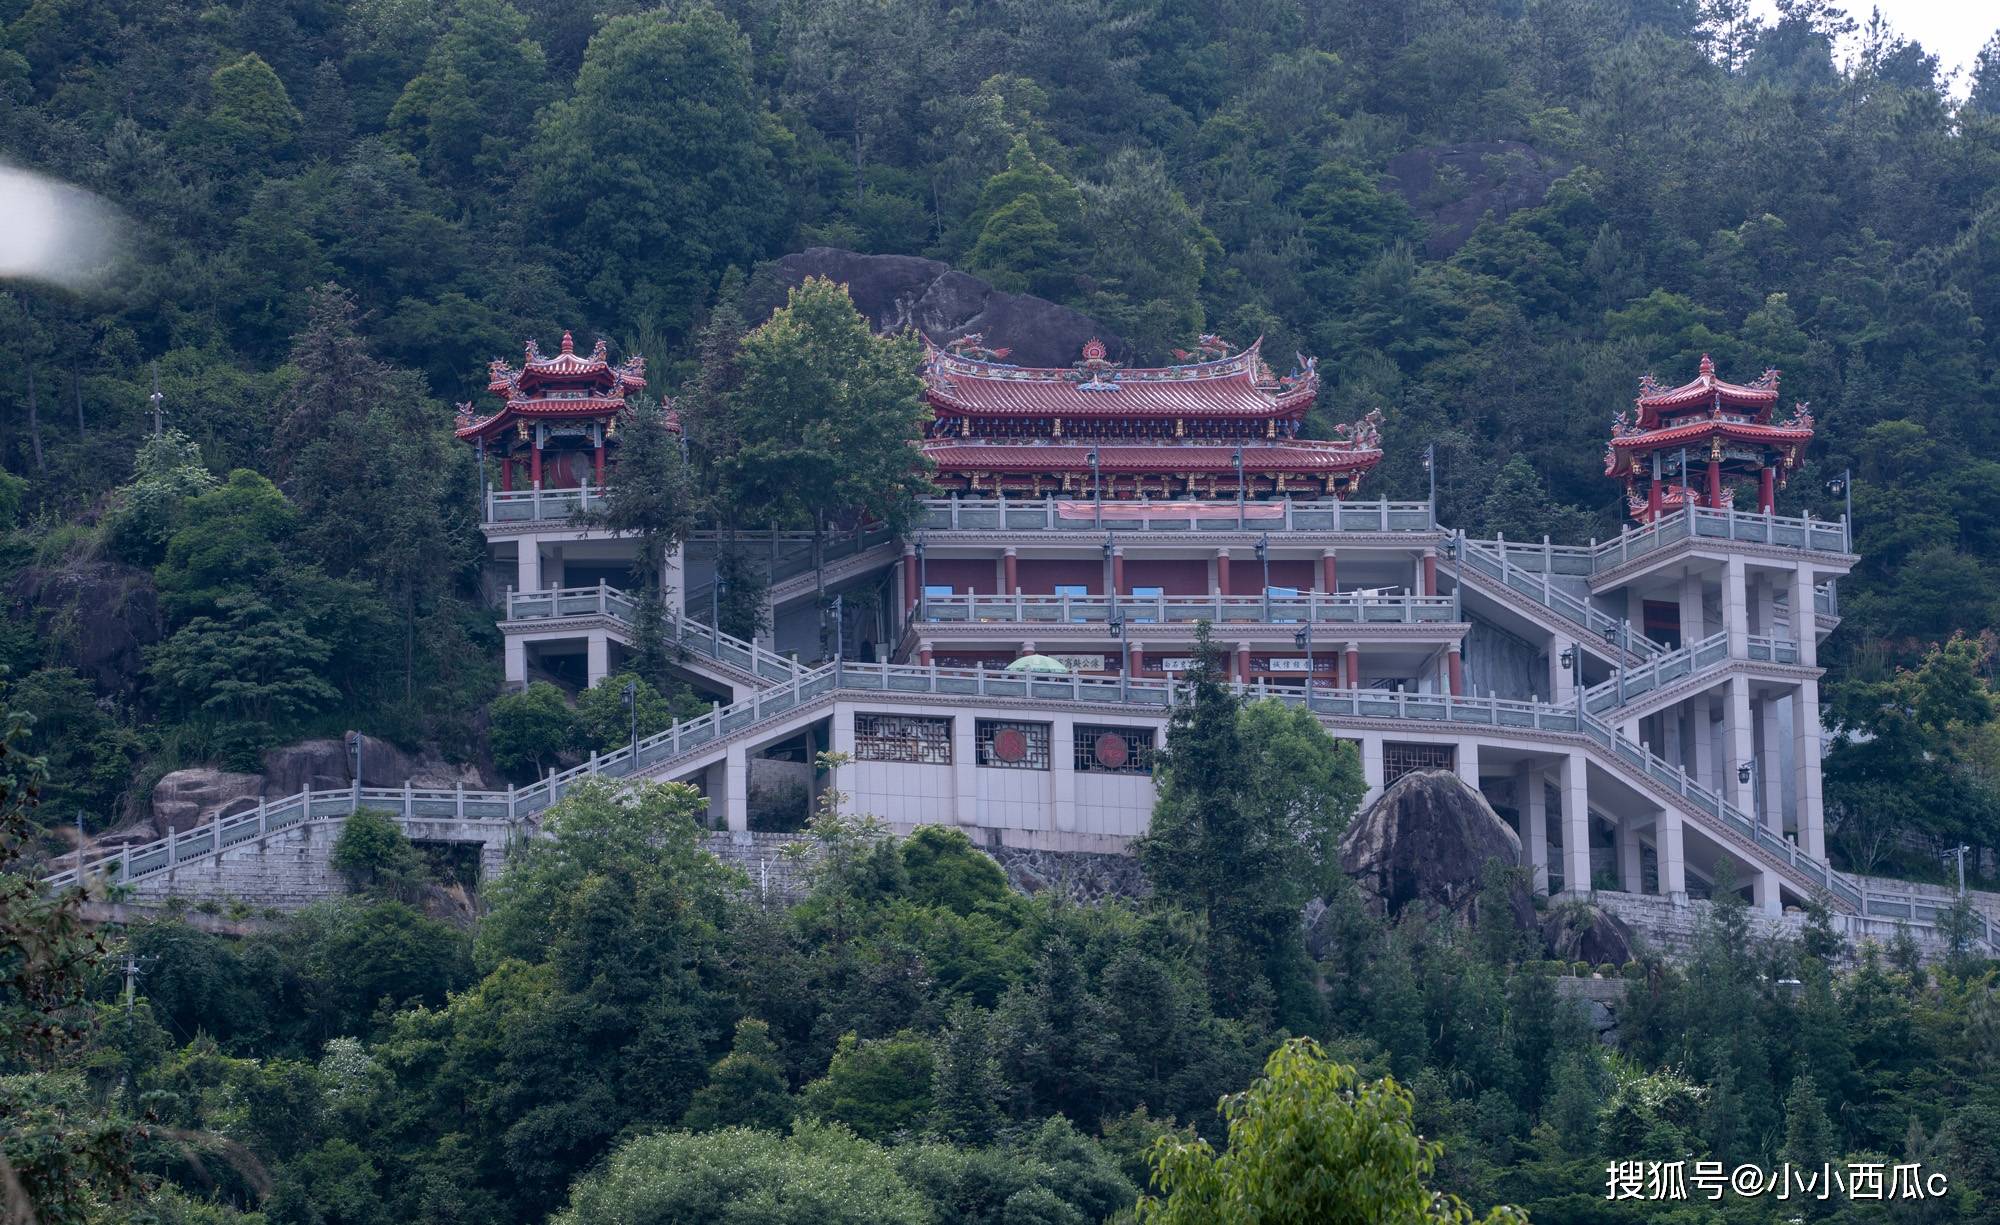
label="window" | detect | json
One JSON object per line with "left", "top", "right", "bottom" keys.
{"left": 1074, "top": 725, "right": 1154, "bottom": 775}
{"left": 1052, "top": 584, "right": 1090, "bottom": 622}
{"left": 1383, "top": 741, "right": 1454, "bottom": 785}
{"left": 1130, "top": 586, "right": 1163, "bottom": 623}
{"left": 855, "top": 713, "right": 952, "bottom": 765}
{"left": 976, "top": 720, "right": 1050, "bottom": 769}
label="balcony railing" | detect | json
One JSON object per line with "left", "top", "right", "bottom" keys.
{"left": 1452, "top": 537, "right": 1667, "bottom": 660}
{"left": 1589, "top": 506, "right": 1851, "bottom": 571}
{"left": 485, "top": 486, "right": 610, "bottom": 524}
{"left": 915, "top": 591, "right": 1460, "bottom": 627}
{"left": 914, "top": 497, "right": 1437, "bottom": 534}
{"left": 503, "top": 584, "right": 802, "bottom": 684}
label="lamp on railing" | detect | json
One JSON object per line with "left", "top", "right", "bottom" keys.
{"left": 1294, "top": 622, "right": 1314, "bottom": 699}
{"left": 1827, "top": 468, "right": 1852, "bottom": 550}
{"left": 1254, "top": 532, "right": 1271, "bottom": 620}
{"left": 1422, "top": 443, "right": 1436, "bottom": 526}
{"left": 915, "top": 533, "right": 928, "bottom": 624}
{"left": 1089, "top": 446, "right": 1103, "bottom": 528}
{"left": 1737, "top": 758, "right": 1762, "bottom": 823}
{"left": 1233, "top": 446, "right": 1246, "bottom": 528}
{"left": 622, "top": 678, "right": 639, "bottom": 764}
{"left": 1110, "top": 609, "right": 1128, "bottom": 702}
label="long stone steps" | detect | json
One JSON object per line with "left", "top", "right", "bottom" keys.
{"left": 503, "top": 585, "right": 803, "bottom": 692}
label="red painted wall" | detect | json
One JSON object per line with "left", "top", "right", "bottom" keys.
{"left": 1017, "top": 559, "right": 1105, "bottom": 593}
{"left": 1226, "top": 558, "right": 1315, "bottom": 594}
{"left": 923, "top": 559, "right": 1000, "bottom": 595}
{"left": 1122, "top": 559, "right": 1209, "bottom": 595}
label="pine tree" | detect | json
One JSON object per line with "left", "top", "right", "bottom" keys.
{"left": 1780, "top": 1074, "right": 1836, "bottom": 1171}
{"left": 927, "top": 1000, "right": 1004, "bottom": 1144}
{"left": 682, "top": 1019, "right": 794, "bottom": 1132}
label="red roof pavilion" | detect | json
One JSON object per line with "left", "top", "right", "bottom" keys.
{"left": 456, "top": 331, "right": 674, "bottom": 490}
{"left": 920, "top": 335, "right": 1382, "bottom": 499}
{"left": 1606, "top": 355, "right": 1814, "bottom": 523}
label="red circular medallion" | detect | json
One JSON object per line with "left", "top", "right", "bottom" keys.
{"left": 992, "top": 728, "right": 1028, "bottom": 763}
{"left": 1093, "top": 732, "right": 1130, "bottom": 769}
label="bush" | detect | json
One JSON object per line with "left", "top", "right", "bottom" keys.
{"left": 1621, "top": 961, "right": 1643, "bottom": 980}
{"left": 1595, "top": 963, "right": 1618, "bottom": 979}
{"left": 330, "top": 809, "right": 428, "bottom": 899}
{"left": 488, "top": 681, "right": 577, "bottom": 779}
{"left": 1572, "top": 961, "right": 1590, "bottom": 977}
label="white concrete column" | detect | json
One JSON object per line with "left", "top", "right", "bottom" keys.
{"left": 952, "top": 716, "right": 978, "bottom": 827}
{"left": 1456, "top": 739, "right": 1480, "bottom": 792}
{"left": 1791, "top": 564, "right": 1818, "bottom": 667}
{"left": 1679, "top": 569, "right": 1704, "bottom": 643}
{"left": 1723, "top": 555, "right": 1749, "bottom": 657}
{"left": 1664, "top": 705, "right": 1683, "bottom": 765}
{"left": 1752, "top": 867, "right": 1782, "bottom": 915}
{"left": 830, "top": 705, "right": 856, "bottom": 758}
{"left": 1691, "top": 694, "right": 1716, "bottom": 791}
{"left": 504, "top": 637, "right": 527, "bottom": 686}
{"left": 1519, "top": 763, "right": 1549, "bottom": 895}
{"left": 1794, "top": 678, "right": 1826, "bottom": 859}
{"left": 586, "top": 633, "right": 610, "bottom": 687}
{"left": 1724, "top": 675, "right": 1755, "bottom": 814}
{"left": 725, "top": 743, "right": 748, "bottom": 833}
{"left": 1360, "top": 736, "right": 1385, "bottom": 804}
{"left": 1656, "top": 808, "right": 1686, "bottom": 900}
{"left": 661, "top": 543, "right": 686, "bottom": 617}
{"left": 1562, "top": 752, "right": 1591, "bottom": 895}
{"left": 518, "top": 537, "right": 541, "bottom": 591}
{"left": 1617, "top": 820, "right": 1643, "bottom": 893}
{"left": 1050, "top": 714, "right": 1076, "bottom": 832}
{"left": 1551, "top": 641, "right": 1576, "bottom": 707}
{"left": 703, "top": 759, "right": 727, "bottom": 827}
{"left": 1757, "top": 695, "right": 1785, "bottom": 836}
{"left": 1755, "top": 573, "right": 1780, "bottom": 638}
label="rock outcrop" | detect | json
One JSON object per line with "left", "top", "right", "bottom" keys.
{"left": 149, "top": 734, "right": 496, "bottom": 836}
{"left": 1541, "top": 900, "right": 1637, "bottom": 966}
{"left": 5, "top": 561, "right": 163, "bottom": 696}
{"left": 1383, "top": 141, "right": 1573, "bottom": 258}
{"left": 1338, "top": 769, "right": 1533, "bottom": 928}
{"left": 748, "top": 248, "right": 1128, "bottom": 367}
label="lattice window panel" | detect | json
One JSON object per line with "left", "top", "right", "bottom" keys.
{"left": 976, "top": 720, "right": 1051, "bottom": 770}
{"left": 1073, "top": 725, "right": 1155, "bottom": 775}
{"left": 1383, "top": 741, "right": 1454, "bottom": 785}
{"left": 854, "top": 713, "right": 953, "bottom": 765}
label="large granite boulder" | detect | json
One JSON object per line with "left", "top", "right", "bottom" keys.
{"left": 5, "top": 561, "right": 162, "bottom": 696}
{"left": 1383, "top": 141, "right": 1573, "bottom": 258}
{"left": 1541, "top": 901, "right": 1637, "bottom": 966}
{"left": 150, "top": 768, "right": 262, "bottom": 835}
{"left": 748, "top": 248, "right": 1129, "bottom": 367}
{"left": 150, "top": 734, "right": 495, "bottom": 835}
{"left": 1338, "top": 769, "right": 1533, "bottom": 927}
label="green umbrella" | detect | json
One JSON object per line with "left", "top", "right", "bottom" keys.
{"left": 1004, "top": 654, "right": 1071, "bottom": 674}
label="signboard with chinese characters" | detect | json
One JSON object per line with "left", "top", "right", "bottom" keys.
{"left": 1050, "top": 655, "right": 1106, "bottom": 672}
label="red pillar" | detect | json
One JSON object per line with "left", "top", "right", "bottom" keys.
{"left": 1110, "top": 548, "right": 1124, "bottom": 593}
{"left": 500, "top": 456, "right": 513, "bottom": 491}
{"left": 918, "top": 642, "right": 933, "bottom": 666}
{"left": 1321, "top": 550, "right": 1337, "bottom": 594}
{"left": 902, "top": 548, "right": 918, "bottom": 612}
{"left": 1706, "top": 459, "right": 1722, "bottom": 510}
{"left": 1759, "top": 467, "right": 1775, "bottom": 515}
{"left": 1129, "top": 642, "right": 1143, "bottom": 677}
{"left": 530, "top": 439, "right": 543, "bottom": 487}
{"left": 1447, "top": 645, "right": 1464, "bottom": 697}
{"left": 1216, "top": 551, "right": 1232, "bottom": 595}
{"left": 1647, "top": 478, "right": 1663, "bottom": 522}
{"left": 1421, "top": 550, "right": 1438, "bottom": 597}
{"left": 593, "top": 440, "right": 606, "bottom": 487}
{"left": 1236, "top": 641, "right": 1252, "bottom": 684}
{"left": 1345, "top": 643, "right": 1361, "bottom": 690}
{"left": 1003, "top": 549, "right": 1018, "bottom": 593}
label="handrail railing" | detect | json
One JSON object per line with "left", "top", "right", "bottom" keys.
{"left": 915, "top": 591, "right": 1459, "bottom": 627}
{"left": 484, "top": 486, "right": 611, "bottom": 524}
{"left": 1588, "top": 506, "right": 1850, "bottom": 571}
{"left": 1451, "top": 536, "right": 1666, "bottom": 660}
{"left": 914, "top": 497, "right": 1437, "bottom": 534}
{"left": 1581, "top": 631, "right": 1729, "bottom": 715}
{"left": 503, "top": 583, "right": 802, "bottom": 684}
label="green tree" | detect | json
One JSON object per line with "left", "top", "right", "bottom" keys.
{"left": 799, "top": 1030, "right": 935, "bottom": 1141}
{"left": 101, "top": 430, "right": 218, "bottom": 566}
{"left": 487, "top": 681, "right": 578, "bottom": 779}
{"left": 552, "top": 1121, "right": 930, "bottom": 1225}
{"left": 1138, "top": 1038, "right": 1524, "bottom": 1223}
{"left": 330, "top": 808, "right": 428, "bottom": 900}
{"left": 583, "top": 397, "right": 694, "bottom": 684}
{"left": 529, "top": 3, "right": 784, "bottom": 339}
{"left": 205, "top": 52, "right": 300, "bottom": 159}
{"left": 388, "top": 0, "right": 550, "bottom": 188}
{"left": 572, "top": 672, "right": 701, "bottom": 757}
{"left": 964, "top": 136, "right": 1088, "bottom": 302}
{"left": 683, "top": 1018, "right": 795, "bottom": 1133}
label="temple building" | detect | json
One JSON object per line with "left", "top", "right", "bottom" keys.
{"left": 1606, "top": 355, "right": 1815, "bottom": 523}
{"left": 454, "top": 330, "right": 663, "bottom": 492}
{"left": 920, "top": 335, "right": 1382, "bottom": 500}
{"left": 466, "top": 327, "right": 1875, "bottom": 928}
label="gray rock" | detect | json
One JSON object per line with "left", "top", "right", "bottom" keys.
{"left": 1541, "top": 901, "right": 1637, "bottom": 967}
{"left": 1338, "top": 769, "right": 1532, "bottom": 926}
{"left": 150, "top": 768, "right": 263, "bottom": 835}
{"left": 5, "top": 562, "right": 162, "bottom": 695}
{"left": 1383, "top": 141, "right": 1573, "bottom": 258}
{"left": 749, "top": 248, "right": 1130, "bottom": 368}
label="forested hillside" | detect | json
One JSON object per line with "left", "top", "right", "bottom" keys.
{"left": 5, "top": 0, "right": 2000, "bottom": 872}
{"left": 6, "top": 2, "right": 2000, "bottom": 1219}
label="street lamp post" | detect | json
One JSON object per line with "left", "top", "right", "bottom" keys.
{"left": 1737, "top": 759, "right": 1760, "bottom": 823}
{"left": 1103, "top": 534, "right": 1119, "bottom": 618}
{"left": 1423, "top": 443, "right": 1436, "bottom": 526}
{"left": 915, "top": 533, "right": 929, "bottom": 624}
{"left": 1233, "top": 446, "right": 1246, "bottom": 530}
{"left": 1294, "top": 622, "right": 1314, "bottom": 704}
{"left": 622, "top": 678, "right": 639, "bottom": 764}
{"left": 1255, "top": 532, "right": 1271, "bottom": 621}
{"left": 1560, "top": 645, "right": 1579, "bottom": 710}
{"left": 1110, "top": 610, "right": 1128, "bottom": 703}
{"left": 1090, "top": 447, "right": 1103, "bottom": 529}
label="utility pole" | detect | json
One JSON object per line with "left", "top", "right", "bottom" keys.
{"left": 623, "top": 678, "right": 639, "bottom": 763}
{"left": 1956, "top": 843, "right": 1970, "bottom": 895}
{"left": 75, "top": 809, "right": 86, "bottom": 872}
{"left": 121, "top": 952, "right": 156, "bottom": 1011}
{"left": 149, "top": 361, "right": 164, "bottom": 436}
